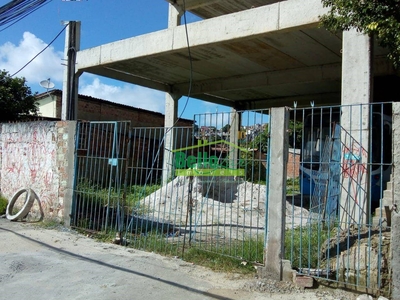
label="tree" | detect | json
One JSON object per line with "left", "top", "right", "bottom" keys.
{"left": 0, "top": 70, "right": 38, "bottom": 122}
{"left": 221, "top": 124, "right": 230, "bottom": 133}
{"left": 288, "top": 120, "right": 303, "bottom": 148}
{"left": 320, "top": 0, "right": 400, "bottom": 67}
{"left": 249, "top": 124, "right": 269, "bottom": 153}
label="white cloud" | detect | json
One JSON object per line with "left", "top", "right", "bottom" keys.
{"left": 79, "top": 77, "right": 166, "bottom": 113}
{"left": 0, "top": 31, "right": 166, "bottom": 113}
{"left": 0, "top": 32, "right": 64, "bottom": 86}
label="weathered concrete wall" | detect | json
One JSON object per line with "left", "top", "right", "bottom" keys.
{"left": 391, "top": 102, "right": 400, "bottom": 299}
{"left": 0, "top": 121, "right": 76, "bottom": 220}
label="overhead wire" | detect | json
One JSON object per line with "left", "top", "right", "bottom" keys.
{"left": 0, "top": 0, "right": 52, "bottom": 32}
{"left": 126, "top": 0, "right": 195, "bottom": 238}
{"left": 10, "top": 23, "right": 68, "bottom": 77}
{"left": 174, "top": 0, "right": 193, "bottom": 125}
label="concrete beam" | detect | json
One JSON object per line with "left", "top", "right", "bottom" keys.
{"left": 168, "top": 3, "right": 183, "bottom": 28}
{"left": 83, "top": 66, "right": 171, "bottom": 92}
{"left": 77, "top": 0, "right": 327, "bottom": 71}
{"left": 165, "top": 0, "right": 218, "bottom": 10}
{"left": 172, "top": 56, "right": 395, "bottom": 96}
{"left": 235, "top": 92, "right": 341, "bottom": 110}
{"left": 174, "top": 63, "right": 341, "bottom": 95}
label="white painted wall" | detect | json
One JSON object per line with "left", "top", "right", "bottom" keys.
{"left": 37, "top": 95, "right": 57, "bottom": 118}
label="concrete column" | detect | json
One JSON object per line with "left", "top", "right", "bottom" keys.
{"left": 264, "top": 107, "right": 289, "bottom": 280}
{"left": 340, "top": 29, "right": 373, "bottom": 226}
{"left": 168, "top": 3, "right": 183, "bottom": 28}
{"left": 229, "top": 108, "right": 241, "bottom": 169}
{"left": 162, "top": 92, "right": 180, "bottom": 185}
{"left": 63, "top": 121, "right": 77, "bottom": 226}
{"left": 391, "top": 102, "right": 400, "bottom": 299}
{"left": 62, "top": 21, "right": 81, "bottom": 121}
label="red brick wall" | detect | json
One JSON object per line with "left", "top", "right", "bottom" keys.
{"left": 287, "top": 149, "right": 300, "bottom": 178}
{"left": 54, "top": 95, "right": 192, "bottom": 127}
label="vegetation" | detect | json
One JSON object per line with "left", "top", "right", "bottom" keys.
{"left": 90, "top": 229, "right": 262, "bottom": 275}
{"left": 286, "top": 177, "right": 300, "bottom": 195}
{"left": 77, "top": 181, "right": 160, "bottom": 214}
{"left": 320, "top": 0, "right": 400, "bottom": 67}
{"left": 0, "top": 195, "right": 8, "bottom": 215}
{"left": 288, "top": 120, "right": 303, "bottom": 148}
{"left": 0, "top": 70, "right": 38, "bottom": 122}
{"left": 285, "top": 223, "right": 331, "bottom": 269}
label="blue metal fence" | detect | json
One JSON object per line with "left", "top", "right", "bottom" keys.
{"left": 70, "top": 103, "right": 392, "bottom": 296}
{"left": 287, "top": 103, "right": 392, "bottom": 296}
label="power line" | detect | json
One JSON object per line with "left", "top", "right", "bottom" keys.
{"left": 10, "top": 23, "right": 68, "bottom": 77}
{"left": 0, "top": 0, "right": 52, "bottom": 32}
{"left": 168, "top": 0, "right": 193, "bottom": 129}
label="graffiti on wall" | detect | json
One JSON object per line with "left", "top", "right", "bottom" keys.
{"left": 1, "top": 122, "right": 60, "bottom": 217}
{"left": 341, "top": 141, "right": 368, "bottom": 205}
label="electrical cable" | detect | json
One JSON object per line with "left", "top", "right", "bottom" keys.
{"left": 0, "top": 0, "right": 52, "bottom": 31}
{"left": 126, "top": 0, "right": 195, "bottom": 236}
{"left": 163, "top": 0, "right": 193, "bottom": 135}
{"left": 174, "top": 0, "right": 193, "bottom": 124}
{"left": 10, "top": 23, "right": 68, "bottom": 77}
{"left": 0, "top": 0, "right": 52, "bottom": 33}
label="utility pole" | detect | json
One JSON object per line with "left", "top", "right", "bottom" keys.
{"left": 61, "top": 21, "right": 81, "bottom": 120}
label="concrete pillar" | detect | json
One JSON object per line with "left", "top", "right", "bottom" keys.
{"left": 161, "top": 5, "right": 183, "bottom": 186}
{"left": 62, "top": 21, "right": 81, "bottom": 121}
{"left": 340, "top": 29, "right": 373, "bottom": 226}
{"left": 162, "top": 92, "right": 180, "bottom": 185}
{"left": 229, "top": 108, "right": 241, "bottom": 169}
{"left": 168, "top": 3, "right": 183, "bottom": 28}
{"left": 63, "top": 121, "right": 77, "bottom": 226}
{"left": 264, "top": 107, "right": 289, "bottom": 280}
{"left": 391, "top": 102, "right": 400, "bottom": 299}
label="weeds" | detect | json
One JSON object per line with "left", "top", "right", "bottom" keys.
{"left": 0, "top": 195, "right": 8, "bottom": 215}
{"left": 286, "top": 177, "right": 300, "bottom": 195}
{"left": 285, "top": 222, "right": 331, "bottom": 269}
{"left": 33, "top": 218, "right": 64, "bottom": 229}
{"left": 184, "top": 248, "right": 256, "bottom": 274}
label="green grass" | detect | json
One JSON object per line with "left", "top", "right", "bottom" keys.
{"left": 76, "top": 181, "right": 160, "bottom": 214}
{"left": 0, "top": 195, "right": 8, "bottom": 215}
{"left": 86, "top": 228, "right": 262, "bottom": 275}
{"left": 285, "top": 222, "right": 332, "bottom": 269}
{"left": 286, "top": 177, "right": 300, "bottom": 195}
{"left": 33, "top": 218, "right": 64, "bottom": 229}
{"left": 184, "top": 248, "right": 256, "bottom": 274}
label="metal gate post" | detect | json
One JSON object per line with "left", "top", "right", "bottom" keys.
{"left": 263, "top": 107, "right": 289, "bottom": 280}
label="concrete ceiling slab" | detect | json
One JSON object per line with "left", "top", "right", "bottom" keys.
{"left": 76, "top": 0, "right": 397, "bottom": 109}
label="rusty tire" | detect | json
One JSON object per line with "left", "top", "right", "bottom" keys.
{"left": 6, "top": 188, "right": 35, "bottom": 221}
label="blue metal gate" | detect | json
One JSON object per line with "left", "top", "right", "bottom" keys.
{"left": 286, "top": 103, "right": 392, "bottom": 296}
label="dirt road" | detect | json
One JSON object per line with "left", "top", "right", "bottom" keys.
{"left": 0, "top": 218, "right": 357, "bottom": 300}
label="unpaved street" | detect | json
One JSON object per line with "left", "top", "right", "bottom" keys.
{"left": 0, "top": 219, "right": 356, "bottom": 300}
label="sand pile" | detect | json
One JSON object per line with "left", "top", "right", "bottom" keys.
{"left": 139, "top": 176, "right": 309, "bottom": 238}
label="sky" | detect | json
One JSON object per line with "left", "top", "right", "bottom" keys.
{"left": 0, "top": 0, "right": 231, "bottom": 124}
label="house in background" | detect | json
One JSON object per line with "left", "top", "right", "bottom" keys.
{"left": 35, "top": 89, "right": 193, "bottom": 127}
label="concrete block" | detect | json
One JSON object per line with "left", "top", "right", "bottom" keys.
{"left": 294, "top": 274, "right": 313, "bottom": 288}
{"left": 282, "top": 259, "right": 295, "bottom": 283}
{"left": 383, "top": 190, "right": 393, "bottom": 201}
{"left": 356, "top": 295, "right": 373, "bottom": 300}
